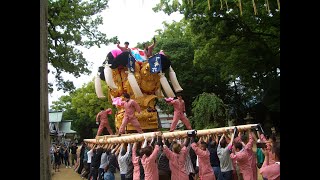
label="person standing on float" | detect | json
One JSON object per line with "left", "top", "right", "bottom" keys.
{"left": 165, "top": 93, "right": 192, "bottom": 132}
{"left": 96, "top": 107, "right": 114, "bottom": 137}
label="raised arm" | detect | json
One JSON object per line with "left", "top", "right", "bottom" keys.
{"left": 184, "top": 137, "right": 190, "bottom": 147}
{"left": 122, "top": 143, "right": 131, "bottom": 160}
{"left": 214, "top": 134, "right": 219, "bottom": 144}
{"left": 147, "top": 42, "right": 155, "bottom": 51}
{"left": 225, "top": 130, "right": 235, "bottom": 149}
{"left": 260, "top": 133, "right": 267, "bottom": 142}
{"left": 150, "top": 132, "right": 157, "bottom": 147}
{"left": 251, "top": 130, "right": 258, "bottom": 142}
{"left": 148, "top": 145, "right": 160, "bottom": 162}
{"left": 244, "top": 130, "right": 254, "bottom": 150}
{"left": 146, "top": 37, "right": 156, "bottom": 56}
{"left": 198, "top": 136, "right": 203, "bottom": 145}
{"left": 191, "top": 142, "right": 207, "bottom": 158}
{"left": 162, "top": 144, "right": 175, "bottom": 160}
{"left": 132, "top": 142, "right": 137, "bottom": 159}
{"left": 117, "top": 43, "right": 126, "bottom": 51}
{"left": 118, "top": 144, "right": 125, "bottom": 159}
{"left": 224, "top": 132, "right": 231, "bottom": 144}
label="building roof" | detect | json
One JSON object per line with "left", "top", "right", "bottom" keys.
{"left": 59, "top": 121, "right": 76, "bottom": 134}
{"left": 49, "top": 111, "right": 63, "bottom": 122}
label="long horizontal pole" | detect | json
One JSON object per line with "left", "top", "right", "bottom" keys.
{"left": 84, "top": 124, "right": 258, "bottom": 144}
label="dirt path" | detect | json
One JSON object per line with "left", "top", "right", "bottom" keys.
{"left": 51, "top": 164, "right": 263, "bottom": 180}
{"left": 51, "top": 166, "right": 120, "bottom": 180}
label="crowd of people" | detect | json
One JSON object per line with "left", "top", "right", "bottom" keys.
{"left": 70, "top": 126, "right": 279, "bottom": 180}
{"left": 50, "top": 142, "right": 78, "bottom": 172}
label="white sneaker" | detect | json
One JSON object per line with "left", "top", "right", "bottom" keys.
{"left": 66, "top": 166, "right": 68, "bottom": 168}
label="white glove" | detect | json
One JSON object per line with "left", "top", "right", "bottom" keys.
{"left": 96, "top": 122, "right": 99, "bottom": 125}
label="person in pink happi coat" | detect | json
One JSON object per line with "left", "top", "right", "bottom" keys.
{"left": 230, "top": 142, "right": 254, "bottom": 180}
{"left": 259, "top": 142, "right": 280, "bottom": 180}
{"left": 132, "top": 142, "right": 142, "bottom": 180}
{"left": 259, "top": 132, "right": 276, "bottom": 165}
{"left": 140, "top": 142, "right": 160, "bottom": 180}
{"left": 240, "top": 130, "right": 258, "bottom": 180}
{"left": 96, "top": 107, "right": 114, "bottom": 136}
{"left": 143, "top": 37, "right": 156, "bottom": 58}
{"left": 162, "top": 138, "right": 190, "bottom": 180}
{"left": 118, "top": 93, "right": 143, "bottom": 134}
{"left": 165, "top": 93, "right": 192, "bottom": 132}
{"left": 190, "top": 138, "right": 216, "bottom": 180}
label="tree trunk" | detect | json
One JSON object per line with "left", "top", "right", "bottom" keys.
{"left": 40, "top": 0, "right": 51, "bottom": 179}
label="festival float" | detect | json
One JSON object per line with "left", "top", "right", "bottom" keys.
{"left": 94, "top": 47, "right": 181, "bottom": 133}
{"left": 90, "top": 46, "right": 262, "bottom": 146}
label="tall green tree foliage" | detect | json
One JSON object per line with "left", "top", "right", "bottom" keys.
{"left": 191, "top": 92, "right": 228, "bottom": 129}
{"left": 153, "top": 20, "right": 231, "bottom": 114}
{"left": 138, "top": 20, "right": 232, "bottom": 115}
{"left": 48, "top": 0, "right": 117, "bottom": 92}
{"left": 154, "top": 0, "right": 280, "bottom": 117}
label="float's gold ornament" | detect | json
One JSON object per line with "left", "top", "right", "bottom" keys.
{"left": 108, "top": 63, "right": 166, "bottom": 133}
{"left": 95, "top": 52, "right": 180, "bottom": 133}
{"left": 140, "top": 62, "right": 160, "bottom": 94}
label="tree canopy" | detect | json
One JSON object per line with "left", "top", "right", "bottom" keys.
{"left": 48, "top": 0, "right": 117, "bottom": 93}
{"left": 153, "top": 0, "right": 280, "bottom": 117}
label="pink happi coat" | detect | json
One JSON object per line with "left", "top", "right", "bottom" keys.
{"left": 132, "top": 145, "right": 141, "bottom": 180}
{"left": 96, "top": 108, "right": 113, "bottom": 135}
{"left": 260, "top": 134, "right": 276, "bottom": 164}
{"left": 242, "top": 133, "right": 257, "bottom": 180}
{"left": 163, "top": 145, "right": 189, "bottom": 180}
{"left": 191, "top": 143, "right": 216, "bottom": 180}
{"left": 230, "top": 149, "right": 254, "bottom": 180}
{"left": 259, "top": 161, "right": 280, "bottom": 180}
{"left": 141, "top": 145, "right": 160, "bottom": 180}
{"left": 167, "top": 99, "right": 192, "bottom": 131}
{"left": 118, "top": 99, "right": 143, "bottom": 134}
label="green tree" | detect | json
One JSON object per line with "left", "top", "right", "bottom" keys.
{"left": 50, "top": 79, "right": 115, "bottom": 140}
{"left": 48, "top": 0, "right": 117, "bottom": 93}
{"left": 153, "top": 0, "right": 280, "bottom": 121}
{"left": 156, "top": 98, "right": 174, "bottom": 115}
{"left": 191, "top": 92, "right": 228, "bottom": 129}
{"left": 51, "top": 95, "right": 79, "bottom": 121}
{"left": 151, "top": 20, "right": 231, "bottom": 115}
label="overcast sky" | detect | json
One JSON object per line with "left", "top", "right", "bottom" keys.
{"left": 48, "top": 0, "right": 183, "bottom": 107}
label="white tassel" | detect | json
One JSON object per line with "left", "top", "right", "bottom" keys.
{"left": 103, "top": 64, "right": 117, "bottom": 90}
{"left": 169, "top": 66, "right": 183, "bottom": 93}
{"left": 159, "top": 73, "right": 175, "bottom": 98}
{"left": 127, "top": 72, "right": 143, "bottom": 98}
{"left": 94, "top": 75, "right": 105, "bottom": 98}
